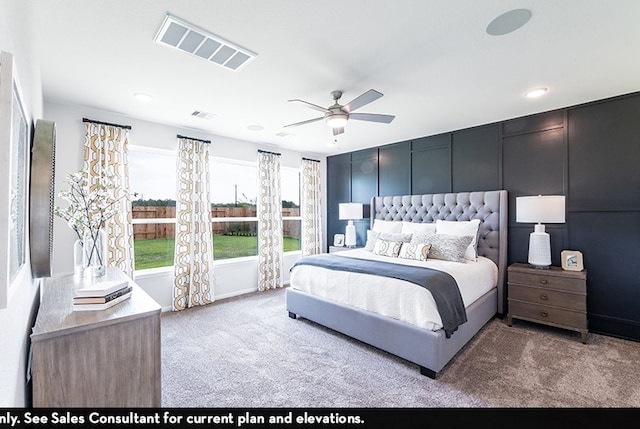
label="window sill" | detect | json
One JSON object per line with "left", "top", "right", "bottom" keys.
{"left": 133, "top": 250, "right": 302, "bottom": 280}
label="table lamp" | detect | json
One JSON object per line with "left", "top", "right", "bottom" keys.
{"left": 338, "top": 203, "right": 363, "bottom": 247}
{"left": 516, "top": 195, "right": 565, "bottom": 269}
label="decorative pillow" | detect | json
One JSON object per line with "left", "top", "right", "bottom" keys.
{"left": 411, "top": 232, "right": 472, "bottom": 263}
{"left": 400, "top": 221, "right": 437, "bottom": 235}
{"left": 398, "top": 242, "right": 431, "bottom": 261}
{"left": 372, "top": 219, "right": 403, "bottom": 234}
{"left": 364, "top": 230, "right": 412, "bottom": 251}
{"left": 435, "top": 219, "right": 481, "bottom": 260}
{"left": 372, "top": 239, "right": 403, "bottom": 258}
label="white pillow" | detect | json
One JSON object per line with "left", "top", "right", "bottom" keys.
{"left": 435, "top": 219, "right": 480, "bottom": 261}
{"left": 372, "top": 219, "right": 403, "bottom": 233}
{"left": 400, "top": 221, "right": 437, "bottom": 235}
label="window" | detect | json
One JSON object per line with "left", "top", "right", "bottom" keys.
{"left": 129, "top": 146, "right": 177, "bottom": 270}
{"left": 210, "top": 158, "right": 258, "bottom": 260}
{"left": 129, "top": 148, "right": 301, "bottom": 271}
{"left": 281, "top": 166, "right": 301, "bottom": 252}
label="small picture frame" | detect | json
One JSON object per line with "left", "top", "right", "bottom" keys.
{"left": 561, "top": 250, "right": 584, "bottom": 271}
{"left": 333, "top": 234, "right": 345, "bottom": 247}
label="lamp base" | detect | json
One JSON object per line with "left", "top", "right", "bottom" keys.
{"left": 527, "top": 224, "right": 551, "bottom": 268}
{"left": 528, "top": 263, "right": 551, "bottom": 270}
{"left": 345, "top": 220, "right": 357, "bottom": 247}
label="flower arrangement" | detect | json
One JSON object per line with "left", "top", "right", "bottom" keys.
{"left": 55, "top": 168, "right": 120, "bottom": 271}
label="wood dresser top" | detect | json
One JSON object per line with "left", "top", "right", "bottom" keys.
{"left": 31, "top": 267, "right": 161, "bottom": 342}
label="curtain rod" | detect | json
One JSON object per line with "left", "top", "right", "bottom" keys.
{"left": 82, "top": 117, "right": 132, "bottom": 130}
{"left": 302, "top": 157, "right": 321, "bottom": 163}
{"left": 258, "top": 149, "right": 281, "bottom": 156}
{"left": 177, "top": 134, "right": 211, "bottom": 144}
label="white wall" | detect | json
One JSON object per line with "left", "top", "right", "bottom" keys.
{"left": 0, "top": 0, "right": 44, "bottom": 407}
{"left": 44, "top": 101, "right": 327, "bottom": 309}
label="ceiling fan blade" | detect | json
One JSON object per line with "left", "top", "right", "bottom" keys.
{"left": 342, "top": 89, "right": 383, "bottom": 113}
{"left": 349, "top": 112, "right": 395, "bottom": 124}
{"left": 283, "top": 116, "right": 324, "bottom": 128}
{"left": 332, "top": 127, "right": 345, "bottom": 136}
{"left": 288, "top": 99, "right": 330, "bottom": 113}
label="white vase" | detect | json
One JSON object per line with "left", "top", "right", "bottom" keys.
{"left": 82, "top": 228, "right": 107, "bottom": 278}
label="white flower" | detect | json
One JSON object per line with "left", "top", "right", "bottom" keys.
{"left": 54, "top": 168, "right": 123, "bottom": 241}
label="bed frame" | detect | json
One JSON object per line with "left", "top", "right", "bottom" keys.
{"left": 286, "top": 190, "right": 507, "bottom": 378}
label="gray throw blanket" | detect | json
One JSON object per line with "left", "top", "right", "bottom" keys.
{"left": 291, "top": 253, "right": 467, "bottom": 337}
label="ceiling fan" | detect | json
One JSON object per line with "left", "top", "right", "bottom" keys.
{"left": 284, "top": 89, "right": 395, "bottom": 136}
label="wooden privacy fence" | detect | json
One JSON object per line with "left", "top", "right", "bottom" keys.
{"left": 132, "top": 206, "right": 300, "bottom": 239}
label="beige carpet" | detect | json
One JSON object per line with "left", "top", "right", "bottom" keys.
{"left": 440, "top": 318, "right": 640, "bottom": 407}
{"left": 161, "top": 287, "right": 640, "bottom": 408}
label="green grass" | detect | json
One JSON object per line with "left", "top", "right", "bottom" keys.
{"left": 133, "top": 235, "right": 301, "bottom": 270}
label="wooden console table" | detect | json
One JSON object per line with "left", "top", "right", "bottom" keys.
{"left": 30, "top": 268, "right": 162, "bottom": 407}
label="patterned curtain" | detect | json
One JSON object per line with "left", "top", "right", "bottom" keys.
{"left": 257, "top": 150, "right": 283, "bottom": 291}
{"left": 301, "top": 158, "right": 322, "bottom": 256}
{"left": 83, "top": 120, "right": 135, "bottom": 277}
{"left": 173, "top": 136, "right": 214, "bottom": 311}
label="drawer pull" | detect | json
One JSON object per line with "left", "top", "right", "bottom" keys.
{"left": 540, "top": 294, "right": 548, "bottom": 300}
{"left": 540, "top": 279, "right": 548, "bottom": 284}
{"left": 540, "top": 311, "right": 548, "bottom": 317}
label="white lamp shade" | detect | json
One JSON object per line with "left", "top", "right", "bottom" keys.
{"left": 339, "top": 203, "right": 363, "bottom": 220}
{"left": 516, "top": 195, "right": 565, "bottom": 223}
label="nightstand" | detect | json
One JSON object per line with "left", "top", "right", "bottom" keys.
{"left": 329, "top": 246, "right": 358, "bottom": 253}
{"left": 507, "top": 263, "right": 588, "bottom": 343}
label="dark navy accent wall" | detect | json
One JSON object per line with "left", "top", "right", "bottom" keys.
{"left": 326, "top": 91, "right": 640, "bottom": 342}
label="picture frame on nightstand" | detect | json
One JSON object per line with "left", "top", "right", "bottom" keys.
{"left": 561, "top": 250, "right": 584, "bottom": 271}
{"left": 333, "top": 234, "right": 345, "bottom": 247}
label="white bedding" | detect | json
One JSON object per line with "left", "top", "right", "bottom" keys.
{"left": 289, "top": 248, "right": 498, "bottom": 331}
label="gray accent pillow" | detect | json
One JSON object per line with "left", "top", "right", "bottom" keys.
{"left": 411, "top": 232, "right": 473, "bottom": 263}
{"left": 365, "top": 230, "right": 412, "bottom": 251}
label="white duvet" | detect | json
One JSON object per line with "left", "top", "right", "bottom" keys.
{"left": 289, "top": 248, "right": 498, "bottom": 331}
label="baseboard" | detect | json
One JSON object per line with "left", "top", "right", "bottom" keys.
{"left": 588, "top": 313, "right": 640, "bottom": 342}
{"left": 160, "top": 286, "right": 281, "bottom": 313}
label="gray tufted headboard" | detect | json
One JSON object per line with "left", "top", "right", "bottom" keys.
{"left": 371, "top": 190, "right": 508, "bottom": 313}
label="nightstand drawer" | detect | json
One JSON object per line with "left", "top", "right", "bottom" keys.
{"left": 509, "top": 301, "right": 587, "bottom": 330}
{"left": 509, "top": 270, "right": 585, "bottom": 293}
{"left": 509, "top": 284, "right": 586, "bottom": 312}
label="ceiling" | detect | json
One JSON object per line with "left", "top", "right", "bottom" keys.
{"left": 31, "top": 1, "right": 640, "bottom": 155}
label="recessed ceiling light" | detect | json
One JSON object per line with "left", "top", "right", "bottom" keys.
{"left": 276, "top": 131, "right": 295, "bottom": 138}
{"left": 326, "top": 139, "right": 338, "bottom": 147}
{"left": 247, "top": 125, "right": 264, "bottom": 131}
{"left": 486, "top": 9, "right": 532, "bottom": 36}
{"left": 525, "top": 87, "right": 548, "bottom": 98}
{"left": 134, "top": 92, "right": 153, "bottom": 102}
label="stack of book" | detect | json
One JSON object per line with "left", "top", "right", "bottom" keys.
{"left": 73, "top": 279, "right": 132, "bottom": 312}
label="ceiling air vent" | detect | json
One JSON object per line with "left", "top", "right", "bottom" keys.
{"left": 191, "top": 110, "right": 216, "bottom": 120}
{"left": 154, "top": 14, "right": 256, "bottom": 71}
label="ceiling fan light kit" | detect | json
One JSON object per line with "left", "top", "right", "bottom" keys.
{"left": 285, "top": 88, "right": 395, "bottom": 136}
{"left": 326, "top": 113, "right": 348, "bottom": 128}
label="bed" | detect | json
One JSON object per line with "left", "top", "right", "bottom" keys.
{"left": 286, "top": 190, "right": 507, "bottom": 378}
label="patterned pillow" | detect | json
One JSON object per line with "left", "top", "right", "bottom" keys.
{"left": 372, "top": 239, "right": 403, "bottom": 257}
{"left": 435, "top": 219, "right": 481, "bottom": 260}
{"left": 398, "top": 242, "right": 431, "bottom": 261}
{"left": 411, "top": 232, "right": 472, "bottom": 263}
{"left": 364, "top": 230, "right": 412, "bottom": 251}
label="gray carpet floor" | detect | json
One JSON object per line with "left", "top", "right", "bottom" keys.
{"left": 161, "top": 287, "right": 640, "bottom": 408}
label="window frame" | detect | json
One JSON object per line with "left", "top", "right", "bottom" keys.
{"left": 130, "top": 148, "right": 302, "bottom": 274}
